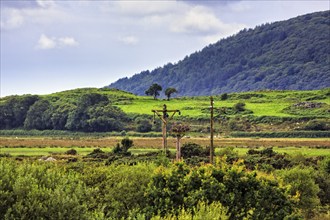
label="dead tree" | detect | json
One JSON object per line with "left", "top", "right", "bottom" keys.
{"left": 170, "top": 123, "right": 190, "bottom": 161}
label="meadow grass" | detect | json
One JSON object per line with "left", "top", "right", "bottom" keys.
{"left": 115, "top": 89, "right": 330, "bottom": 118}
{"left": 2, "top": 146, "right": 329, "bottom": 157}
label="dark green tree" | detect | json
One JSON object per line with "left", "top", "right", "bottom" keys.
{"left": 0, "top": 95, "right": 39, "bottom": 129}
{"left": 65, "top": 93, "right": 127, "bottom": 132}
{"left": 220, "top": 93, "right": 228, "bottom": 100}
{"left": 145, "top": 83, "right": 162, "bottom": 100}
{"left": 135, "top": 118, "right": 152, "bottom": 133}
{"left": 165, "top": 88, "right": 178, "bottom": 101}
{"left": 24, "top": 99, "right": 53, "bottom": 130}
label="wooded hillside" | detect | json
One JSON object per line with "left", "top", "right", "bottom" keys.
{"left": 108, "top": 11, "right": 330, "bottom": 96}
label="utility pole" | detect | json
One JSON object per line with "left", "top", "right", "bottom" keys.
{"left": 210, "top": 96, "right": 214, "bottom": 164}
{"left": 152, "top": 104, "right": 180, "bottom": 153}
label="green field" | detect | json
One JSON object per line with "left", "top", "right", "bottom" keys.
{"left": 115, "top": 89, "right": 330, "bottom": 118}
{"left": 2, "top": 146, "right": 329, "bottom": 157}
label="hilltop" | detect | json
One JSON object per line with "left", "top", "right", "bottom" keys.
{"left": 108, "top": 11, "right": 330, "bottom": 96}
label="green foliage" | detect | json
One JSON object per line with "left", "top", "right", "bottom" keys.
{"left": 217, "top": 147, "right": 239, "bottom": 163}
{"left": 165, "top": 87, "right": 178, "bottom": 101}
{"left": 109, "top": 11, "right": 330, "bottom": 96}
{"left": 234, "top": 102, "right": 246, "bottom": 112}
{"left": 0, "top": 159, "right": 94, "bottom": 219}
{"left": 244, "top": 148, "right": 290, "bottom": 171}
{"left": 144, "top": 162, "right": 294, "bottom": 219}
{"left": 1, "top": 88, "right": 329, "bottom": 134}
{"left": 149, "top": 201, "right": 229, "bottom": 220}
{"left": 24, "top": 99, "right": 53, "bottom": 130}
{"left": 277, "top": 166, "right": 321, "bottom": 218}
{"left": 0, "top": 95, "right": 39, "bottom": 129}
{"left": 135, "top": 117, "right": 152, "bottom": 133}
{"left": 303, "top": 119, "right": 330, "bottom": 131}
{"left": 181, "top": 142, "right": 207, "bottom": 158}
{"left": 228, "top": 117, "right": 251, "bottom": 131}
{"left": 120, "top": 137, "right": 133, "bottom": 152}
{"left": 220, "top": 93, "right": 228, "bottom": 100}
{"left": 81, "top": 163, "right": 155, "bottom": 219}
{"left": 65, "top": 149, "right": 78, "bottom": 155}
{"left": 145, "top": 83, "right": 162, "bottom": 99}
{"left": 2, "top": 155, "right": 329, "bottom": 219}
{"left": 65, "top": 93, "right": 128, "bottom": 132}
{"left": 283, "top": 102, "right": 330, "bottom": 117}
{"left": 0, "top": 89, "right": 132, "bottom": 132}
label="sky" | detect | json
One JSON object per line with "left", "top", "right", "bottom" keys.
{"left": 1, "top": 0, "right": 329, "bottom": 97}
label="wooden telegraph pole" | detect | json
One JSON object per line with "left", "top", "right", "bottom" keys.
{"left": 152, "top": 104, "right": 180, "bottom": 153}
{"left": 210, "top": 96, "right": 214, "bottom": 164}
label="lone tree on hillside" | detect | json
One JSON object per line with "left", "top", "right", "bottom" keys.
{"left": 165, "top": 88, "right": 178, "bottom": 101}
{"left": 145, "top": 83, "right": 162, "bottom": 100}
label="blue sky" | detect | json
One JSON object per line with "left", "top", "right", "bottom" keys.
{"left": 1, "top": 0, "right": 329, "bottom": 97}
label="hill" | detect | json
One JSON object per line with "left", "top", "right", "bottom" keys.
{"left": 0, "top": 88, "right": 329, "bottom": 135}
{"left": 108, "top": 11, "right": 330, "bottom": 96}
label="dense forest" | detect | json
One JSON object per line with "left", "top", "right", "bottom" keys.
{"left": 108, "top": 10, "right": 330, "bottom": 96}
{"left": 0, "top": 88, "right": 133, "bottom": 132}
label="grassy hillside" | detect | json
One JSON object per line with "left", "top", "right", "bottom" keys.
{"left": 116, "top": 89, "right": 330, "bottom": 118}
{"left": 1, "top": 88, "right": 329, "bottom": 135}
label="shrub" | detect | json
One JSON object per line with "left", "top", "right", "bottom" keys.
{"left": 233, "top": 102, "right": 246, "bottom": 112}
{"left": 278, "top": 166, "right": 320, "bottom": 218}
{"left": 65, "top": 149, "right": 78, "bottom": 155}
{"left": 181, "top": 142, "right": 206, "bottom": 158}
{"left": 220, "top": 93, "right": 228, "bottom": 100}
{"left": 144, "top": 162, "right": 294, "bottom": 219}
{"left": 0, "top": 159, "right": 95, "bottom": 219}
{"left": 303, "top": 120, "right": 329, "bottom": 131}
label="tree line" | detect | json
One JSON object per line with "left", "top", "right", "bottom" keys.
{"left": 0, "top": 93, "right": 128, "bottom": 132}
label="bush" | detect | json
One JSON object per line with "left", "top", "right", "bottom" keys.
{"left": 303, "top": 120, "right": 329, "bottom": 131}
{"left": 65, "top": 149, "right": 78, "bottom": 155}
{"left": 220, "top": 93, "right": 228, "bottom": 100}
{"left": 181, "top": 142, "right": 206, "bottom": 158}
{"left": 144, "top": 162, "right": 294, "bottom": 219}
{"left": 135, "top": 118, "right": 152, "bottom": 133}
{"left": 0, "top": 159, "right": 95, "bottom": 219}
{"left": 233, "top": 102, "right": 246, "bottom": 112}
{"left": 278, "top": 166, "right": 320, "bottom": 218}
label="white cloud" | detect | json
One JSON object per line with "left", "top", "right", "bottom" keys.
{"left": 1, "top": 1, "right": 73, "bottom": 31}
{"left": 103, "top": 1, "right": 178, "bottom": 16}
{"left": 58, "top": 37, "right": 79, "bottom": 47}
{"left": 170, "top": 6, "right": 245, "bottom": 37}
{"left": 118, "top": 36, "right": 139, "bottom": 45}
{"left": 36, "top": 34, "right": 79, "bottom": 49}
{"left": 0, "top": 8, "right": 24, "bottom": 29}
{"left": 36, "top": 0, "right": 56, "bottom": 9}
{"left": 37, "top": 34, "right": 56, "bottom": 49}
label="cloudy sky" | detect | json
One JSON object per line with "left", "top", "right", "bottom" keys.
{"left": 1, "top": 0, "right": 329, "bottom": 97}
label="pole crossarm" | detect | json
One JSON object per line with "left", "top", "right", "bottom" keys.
{"left": 151, "top": 104, "right": 181, "bottom": 153}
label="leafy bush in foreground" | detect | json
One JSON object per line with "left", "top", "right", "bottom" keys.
{"left": 0, "top": 160, "right": 97, "bottom": 220}
{"left": 144, "top": 161, "right": 295, "bottom": 219}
